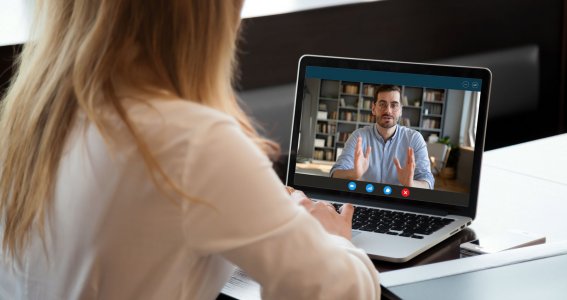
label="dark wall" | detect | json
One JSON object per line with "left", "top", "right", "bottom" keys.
{"left": 238, "top": 0, "right": 567, "bottom": 150}
{"left": 0, "top": 0, "right": 565, "bottom": 151}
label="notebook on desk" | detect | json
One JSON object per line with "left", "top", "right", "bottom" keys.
{"left": 380, "top": 242, "right": 567, "bottom": 300}
{"left": 286, "top": 55, "right": 492, "bottom": 262}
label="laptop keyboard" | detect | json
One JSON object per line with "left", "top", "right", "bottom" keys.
{"left": 332, "top": 204, "right": 455, "bottom": 239}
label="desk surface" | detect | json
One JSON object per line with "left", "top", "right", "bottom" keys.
{"left": 482, "top": 133, "right": 567, "bottom": 185}
{"left": 374, "top": 133, "right": 567, "bottom": 272}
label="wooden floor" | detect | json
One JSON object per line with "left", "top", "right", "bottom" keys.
{"left": 433, "top": 175, "right": 469, "bottom": 193}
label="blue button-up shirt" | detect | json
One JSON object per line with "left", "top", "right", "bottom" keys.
{"left": 330, "top": 125, "right": 434, "bottom": 189}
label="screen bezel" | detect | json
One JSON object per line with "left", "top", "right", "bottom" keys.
{"left": 286, "top": 55, "right": 491, "bottom": 219}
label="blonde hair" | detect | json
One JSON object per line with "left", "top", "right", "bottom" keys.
{"left": 0, "top": 0, "right": 279, "bottom": 257}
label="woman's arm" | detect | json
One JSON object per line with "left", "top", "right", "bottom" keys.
{"left": 181, "top": 119, "right": 380, "bottom": 299}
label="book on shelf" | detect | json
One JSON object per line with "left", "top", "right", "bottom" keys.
{"left": 314, "top": 138, "right": 325, "bottom": 148}
{"left": 330, "top": 124, "right": 336, "bottom": 134}
{"left": 343, "top": 84, "right": 359, "bottom": 94}
{"left": 339, "top": 98, "right": 346, "bottom": 107}
{"left": 363, "top": 85, "right": 375, "bottom": 97}
{"left": 401, "top": 117, "right": 411, "bottom": 127}
{"left": 326, "top": 135, "right": 333, "bottom": 147}
{"left": 313, "top": 150, "right": 324, "bottom": 160}
{"left": 317, "top": 111, "right": 328, "bottom": 120}
{"left": 317, "top": 123, "right": 335, "bottom": 134}
{"left": 424, "top": 90, "right": 444, "bottom": 101}
{"left": 318, "top": 103, "right": 327, "bottom": 111}
{"left": 422, "top": 119, "right": 440, "bottom": 129}
{"left": 338, "top": 132, "right": 352, "bottom": 143}
{"left": 325, "top": 150, "right": 334, "bottom": 161}
{"left": 313, "top": 149, "right": 334, "bottom": 161}
{"left": 424, "top": 105, "right": 442, "bottom": 115}
{"left": 339, "top": 111, "right": 357, "bottom": 122}
{"left": 362, "top": 99, "right": 373, "bottom": 109}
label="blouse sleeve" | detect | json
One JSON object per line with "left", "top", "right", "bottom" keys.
{"left": 180, "top": 119, "right": 380, "bottom": 299}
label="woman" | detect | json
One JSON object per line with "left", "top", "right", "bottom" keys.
{"left": 0, "top": 1, "right": 380, "bottom": 299}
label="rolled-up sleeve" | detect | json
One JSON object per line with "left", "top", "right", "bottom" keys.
{"left": 411, "top": 135, "right": 435, "bottom": 189}
{"left": 329, "top": 131, "right": 359, "bottom": 177}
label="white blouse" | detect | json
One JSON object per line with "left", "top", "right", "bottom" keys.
{"left": 0, "top": 98, "right": 380, "bottom": 299}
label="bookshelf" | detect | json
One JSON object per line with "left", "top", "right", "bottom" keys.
{"left": 314, "top": 80, "right": 377, "bottom": 162}
{"left": 312, "top": 80, "right": 447, "bottom": 162}
{"left": 400, "top": 87, "right": 447, "bottom": 142}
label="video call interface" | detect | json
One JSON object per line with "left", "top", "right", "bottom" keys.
{"left": 293, "top": 66, "right": 483, "bottom": 207}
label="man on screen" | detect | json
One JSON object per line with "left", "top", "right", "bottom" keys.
{"left": 330, "top": 85, "right": 434, "bottom": 189}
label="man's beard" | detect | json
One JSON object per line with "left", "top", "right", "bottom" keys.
{"left": 377, "top": 114, "right": 398, "bottom": 129}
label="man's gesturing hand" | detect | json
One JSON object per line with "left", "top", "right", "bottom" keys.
{"left": 354, "top": 136, "right": 371, "bottom": 179}
{"left": 394, "top": 147, "right": 415, "bottom": 187}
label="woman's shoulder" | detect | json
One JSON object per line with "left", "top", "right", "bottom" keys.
{"left": 125, "top": 98, "right": 237, "bottom": 129}
{"left": 102, "top": 97, "right": 242, "bottom": 152}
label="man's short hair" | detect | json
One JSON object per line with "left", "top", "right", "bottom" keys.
{"left": 374, "top": 85, "right": 402, "bottom": 103}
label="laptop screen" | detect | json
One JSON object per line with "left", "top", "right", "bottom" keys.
{"left": 287, "top": 56, "right": 491, "bottom": 215}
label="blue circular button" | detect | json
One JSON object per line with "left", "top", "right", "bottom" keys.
{"left": 365, "top": 184, "right": 374, "bottom": 193}
{"left": 347, "top": 181, "right": 357, "bottom": 191}
{"left": 383, "top": 185, "right": 392, "bottom": 195}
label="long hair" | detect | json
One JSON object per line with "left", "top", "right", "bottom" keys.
{"left": 0, "top": 0, "right": 279, "bottom": 258}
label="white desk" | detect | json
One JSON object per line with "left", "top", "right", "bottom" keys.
{"left": 472, "top": 133, "right": 567, "bottom": 243}
{"left": 482, "top": 133, "right": 567, "bottom": 185}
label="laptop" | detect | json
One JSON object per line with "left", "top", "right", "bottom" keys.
{"left": 286, "top": 55, "right": 491, "bottom": 262}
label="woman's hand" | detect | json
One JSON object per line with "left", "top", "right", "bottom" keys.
{"left": 285, "top": 186, "right": 354, "bottom": 240}
{"left": 300, "top": 200, "right": 354, "bottom": 240}
{"left": 285, "top": 186, "right": 309, "bottom": 204}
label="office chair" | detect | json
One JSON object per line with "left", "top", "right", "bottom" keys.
{"left": 426, "top": 142, "right": 450, "bottom": 176}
